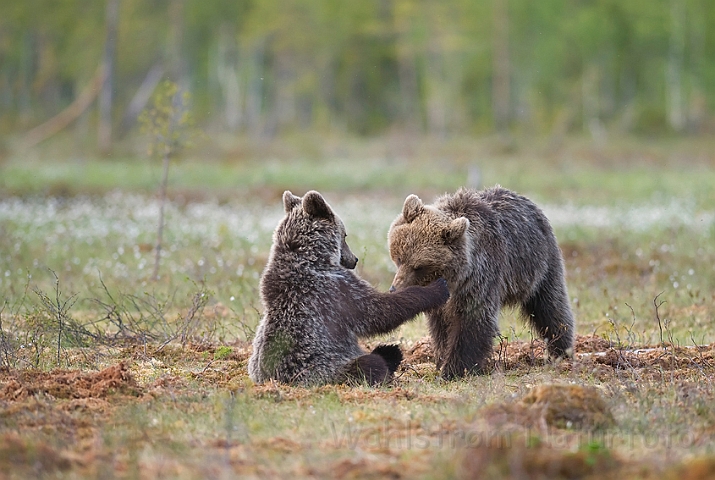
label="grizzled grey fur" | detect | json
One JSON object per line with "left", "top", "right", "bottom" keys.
{"left": 388, "top": 186, "right": 575, "bottom": 379}
{"left": 248, "top": 190, "right": 450, "bottom": 386}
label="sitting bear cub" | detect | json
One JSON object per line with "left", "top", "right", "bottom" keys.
{"left": 248, "top": 190, "right": 450, "bottom": 386}
{"left": 388, "top": 186, "right": 574, "bottom": 379}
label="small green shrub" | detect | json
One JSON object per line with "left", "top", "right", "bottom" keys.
{"left": 214, "top": 346, "right": 233, "bottom": 360}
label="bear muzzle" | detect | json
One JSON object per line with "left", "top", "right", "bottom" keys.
{"left": 340, "top": 237, "right": 359, "bottom": 269}
{"left": 389, "top": 272, "right": 409, "bottom": 292}
{"left": 341, "top": 255, "right": 358, "bottom": 269}
{"left": 390, "top": 268, "right": 441, "bottom": 291}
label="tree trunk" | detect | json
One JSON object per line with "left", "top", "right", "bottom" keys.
{"left": 120, "top": 63, "right": 165, "bottom": 135}
{"left": 397, "top": 50, "right": 419, "bottom": 132}
{"left": 98, "top": 0, "right": 120, "bottom": 154}
{"left": 22, "top": 65, "right": 107, "bottom": 149}
{"left": 245, "top": 41, "right": 265, "bottom": 135}
{"left": 18, "top": 33, "right": 34, "bottom": 124}
{"left": 492, "top": 0, "right": 510, "bottom": 132}
{"left": 153, "top": 148, "right": 171, "bottom": 281}
{"left": 425, "top": 52, "right": 447, "bottom": 138}
{"left": 582, "top": 63, "right": 606, "bottom": 144}
{"left": 216, "top": 27, "right": 242, "bottom": 131}
{"left": 168, "top": 0, "right": 187, "bottom": 86}
{"left": 666, "top": 0, "right": 686, "bottom": 132}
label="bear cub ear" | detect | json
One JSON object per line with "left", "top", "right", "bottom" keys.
{"left": 402, "top": 194, "right": 424, "bottom": 223}
{"left": 302, "top": 190, "right": 334, "bottom": 220}
{"left": 442, "top": 217, "right": 469, "bottom": 243}
{"left": 283, "top": 190, "right": 301, "bottom": 213}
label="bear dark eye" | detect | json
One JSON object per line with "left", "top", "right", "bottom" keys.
{"left": 287, "top": 240, "right": 300, "bottom": 251}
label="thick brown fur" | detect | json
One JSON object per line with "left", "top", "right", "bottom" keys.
{"left": 388, "top": 186, "right": 575, "bottom": 379}
{"left": 248, "top": 190, "right": 450, "bottom": 386}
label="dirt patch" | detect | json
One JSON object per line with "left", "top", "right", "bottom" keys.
{"left": 457, "top": 437, "right": 715, "bottom": 480}
{"left": 187, "top": 339, "right": 253, "bottom": 362}
{"left": 669, "top": 456, "right": 715, "bottom": 480}
{"left": 585, "top": 345, "right": 715, "bottom": 369}
{"left": 0, "top": 432, "right": 74, "bottom": 474}
{"left": 457, "top": 439, "right": 623, "bottom": 480}
{"left": 493, "top": 339, "right": 549, "bottom": 370}
{"left": 0, "top": 338, "right": 713, "bottom": 478}
{"left": 249, "top": 381, "right": 454, "bottom": 405}
{"left": 0, "top": 362, "right": 142, "bottom": 472}
{"left": 333, "top": 385, "right": 420, "bottom": 403}
{"left": 573, "top": 334, "right": 615, "bottom": 353}
{"left": 404, "top": 334, "right": 611, "bottom": 368}
{"left": 483, "top": 384, "right": 615, "bottom": 432}
{"left": 521, "top": 384, "right": 615, "bottom": 430}
{"left": 255, "top": 436, "right": 304, "bottom": 453}
{"left": 250, "top": 382, "right": 316, "bottom": 402}
{"left": 226, "top": 340, "right": 253, "bottom": 362}
{"left": 148, "top": 373, "right": 189, "bottom": 391}
{"left": 404, "top": 338, "right": 436, "bottom": 364}
{"left": 0, "top": 362, "right": 142, "bottom": 401}
{"left": 323, "top": 457, "right": 417, "bottom": 479}
{"left": 403, "top": 335, "right": 715, "bottom": 379}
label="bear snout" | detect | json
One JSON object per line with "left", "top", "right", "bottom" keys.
{"left": 341, "top": 254, "right": 358, "bottom": 269}
{"left": 390, "top": 273, "right": 407, "bottom": 291}
{"left": 340, "top": 237, "right": 359, "bottom": 269}
{"left": 390, "top": 270, "right": 416, "bottom": 291}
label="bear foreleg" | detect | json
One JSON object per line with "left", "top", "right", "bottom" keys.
{"left": 426, "top": 309, "right": 451, "bottom": 371}
{"left": 438, "top": 305, "right": 499, "bottom": 380}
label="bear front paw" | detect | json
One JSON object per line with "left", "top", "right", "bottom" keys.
{"left": 429, "top": 278, "right": 450, "bottom": 302}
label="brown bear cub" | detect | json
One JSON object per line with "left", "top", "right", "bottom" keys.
{"left": 248, "top": 190, "right": 450, "bottom": 387}
{"left": 388, "top": 186, "right": 574, "bottom": 379}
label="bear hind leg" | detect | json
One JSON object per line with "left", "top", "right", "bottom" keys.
{"left": 521, "top": 269, "right": 574, "bottom": 359}
{"left": 370, "top": 344, "right": 403, "bottom": 374}
{"left": 343, "top": 354, "right": 391, "bottom": 386}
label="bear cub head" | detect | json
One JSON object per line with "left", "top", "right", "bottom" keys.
{"left": 388, "top": 194, "right": 469, "bottom": 291}
{"left": 277, "top": 190, "right": 358, "bottom": 269}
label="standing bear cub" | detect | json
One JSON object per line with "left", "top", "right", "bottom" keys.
{"left": 249, "top": 190, "right": 450, "bottom": 386}
{"left": 388, "top": 186, "right": 574, "bottom": 379}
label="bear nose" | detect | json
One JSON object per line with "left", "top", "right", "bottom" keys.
{"left": 389, "top": 285, "right": 396, "bottom": 293}
{"left": 341, "top": 255, "right": 358, "bottom": 270}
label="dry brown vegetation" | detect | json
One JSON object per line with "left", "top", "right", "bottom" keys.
{"left": 1, "top": 332, "right": 714, "bottom": 479}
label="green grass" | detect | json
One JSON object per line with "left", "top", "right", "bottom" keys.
{"left": 3, "top": 134, "right": 715, "bottom": 207}
{"left": 1, "top": 136, "right": 715, "bottom": 478}
{"left": 0, "top": 156, "right": 467, "bottom": 200}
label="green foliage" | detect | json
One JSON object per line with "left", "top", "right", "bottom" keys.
{"left": 139, "top": 81, "right": 196, "bottom": 159}
{"left": 138, "top": 80, "right": 200, "bottom": 280}
{"left": 213, "top": 345, "right": 233, "bottom": 360}
{"left": 579, "top": 439, "right": 612, "bottom": 467}
{"left": 1, "top": 0, "right": 714, "bottom": 136}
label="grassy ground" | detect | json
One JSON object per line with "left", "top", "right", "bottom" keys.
{"left": 1, "top": 135, "right": 714, "bottom": 478}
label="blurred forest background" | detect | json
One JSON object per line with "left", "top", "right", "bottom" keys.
{"left": 0, "top": 0, "right": 714, "bottom": 154}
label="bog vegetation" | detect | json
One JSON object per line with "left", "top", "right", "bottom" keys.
{"left": 1, "top": 137, "right": 714, "bottom": 478}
